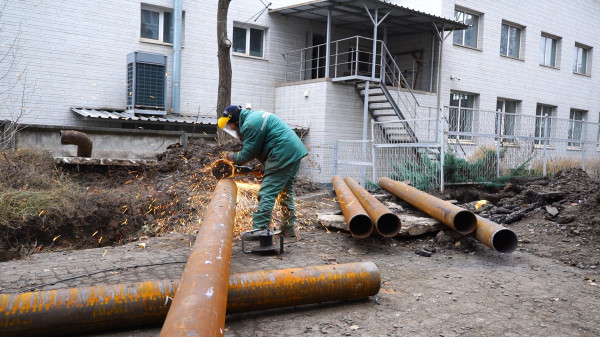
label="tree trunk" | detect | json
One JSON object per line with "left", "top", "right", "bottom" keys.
{"left": 217, "top": 0, "right": 232, "bottom": 144}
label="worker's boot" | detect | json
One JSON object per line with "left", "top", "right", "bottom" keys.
{"left": 281, "top": 226, "right": 300, "bottom": 242}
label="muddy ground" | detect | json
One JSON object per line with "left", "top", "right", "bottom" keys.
{"left": 1, "top": 140, "right": 599, "bottom": 336}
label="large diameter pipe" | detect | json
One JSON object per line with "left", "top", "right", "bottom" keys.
{"left": 331, "top": 175, "right": 374, "bottom": 238}
{"left": 227, "top": 261, "right": 380, "bottom": 313}
{"left": 0, "top": 280, "right": 176, "bottom": 337}
{"left": 343, "top": 177, "right": 401, "bottom": 237}
{"left": 0, "top": 263, "right": 381, "bottom": 337}
{"left": 474, "top": 215, "right": 518, "bottom": 253}
{"left": 60, "top": 130, "right": 92, "bottom": 157}
{"left": 378, "top": 177, "right": 477, "bottom": 234}
{"left": 159, "top": 179, "right": 237, "bottom": 337}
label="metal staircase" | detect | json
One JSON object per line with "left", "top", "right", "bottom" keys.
{"left": 356, "top": 82, "right": 417, "bottom": 143}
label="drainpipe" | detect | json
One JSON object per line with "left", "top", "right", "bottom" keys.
{"left": 171, "top": 0, "right": 182, "bottom": 114}
{"left": 60, "top": 130, "right": 92, "bottom": 158}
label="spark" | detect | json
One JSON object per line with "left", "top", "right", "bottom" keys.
{"left": 52, "top": 235, "right": 61, "bottom": 242}
{"left": 92, "top": 231, "right": 98, "bottom": 236}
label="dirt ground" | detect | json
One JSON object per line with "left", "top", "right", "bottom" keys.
{"left": 1, "top": 140, "right": 600, "bottom": 336}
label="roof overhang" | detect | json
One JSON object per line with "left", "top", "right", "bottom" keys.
{"left": 270, "top": 0, "right": 468, "bottom": 36}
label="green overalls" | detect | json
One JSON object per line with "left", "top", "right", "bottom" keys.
{"left": 232, "top": 110, "right": 308, "bottom": 232}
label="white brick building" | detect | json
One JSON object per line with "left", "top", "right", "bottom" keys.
{"left": 0, "top": 0, "right": 598, "bottom": 182}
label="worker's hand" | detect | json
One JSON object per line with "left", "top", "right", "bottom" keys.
{"left": 225, "top": 152, "right": 234, "bottom": 162}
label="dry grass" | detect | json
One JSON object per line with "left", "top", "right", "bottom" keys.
{"left": 530, "top": 156, "right": 588, "bottom": 176}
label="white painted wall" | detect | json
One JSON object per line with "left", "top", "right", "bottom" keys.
{"left": 438, "top": 0, "right": 600, "bottom": 119}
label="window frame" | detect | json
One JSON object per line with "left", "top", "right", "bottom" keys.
{"left": 232, "top": 24, "right": 266, "bottom": 59}
{"left": 453, "top": 8, "right": 480, "bottom": 49}
{"left": 568, "top": 109, "right": 587, "bottom": 148}
{"left": 496, "top": 99, "right": 518, "bottom": 144}
{"left": 500, "top": 22, "right": 523, "bottom": 59}
{"left": 140, "top": 4, "right": 184, "bottom": 45}
{"left": 448, "top": 92, "right": 476, "bottom": 141}
{"left": 540, "top": 34, "right": 559, "bottom": 68}
{"left": 573, "top": 43, "right": 591, "bottom": 75}
{"left": 534, "top": 104, "right": 555, "bottom": 145}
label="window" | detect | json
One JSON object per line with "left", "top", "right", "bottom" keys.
{"left": 449, "top": 92, "right": 475, "bottom": 140}
{"left": 568, "top": 109, "right": 586, "bottom": 147}
{"left": 453, "top": 9, "right": 479, "bottom": 48}
{"left": 496, "top": 99, "right": 518, "bottom": 143}
{"left": 500, "top": 22, "right": 522, "bottom": 58}
{"left": 574, "top": 44, "right": 591, "bottom": 75}
{"left": 535, "top": 104, "right": 555, "bottom": 145}
{"left": 540, "top": 34, "right": 559, "bottom": 67}
{"left": 233, "top": 25, "right": 265, "bottom": 58}
{"left": 141, "top": 6, "right": 184, "bottom": 44}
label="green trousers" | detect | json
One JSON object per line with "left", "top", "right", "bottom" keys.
{"left": 252, "top": 160, "right": 302, "bottom": 231}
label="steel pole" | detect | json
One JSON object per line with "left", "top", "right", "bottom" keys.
{"left": 378, "top": 177, "right": 477, "bottom": 234}
{"left": 331, "top": 175, "right": 374, "bottom": 238}
{"left": 343, "top": 177, "right": 401, "bottom": 237}
{"left": 0, "top": 263, "right": 380, "bottom": 337}
{"left": 159, "top": 178, "right": 237, "bottom": 337}
{"left": 474, "top": 215, "right": 518, "bottom": 253}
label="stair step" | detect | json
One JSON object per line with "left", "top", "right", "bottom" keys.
{"left": 356, "top": 83, "right": 381, "bottom": 90}
{"left": 366, "top": 97, "right": 389, "bottom": 103}
{"left": 358, "top": 89, "right": 384, "bottom": 96}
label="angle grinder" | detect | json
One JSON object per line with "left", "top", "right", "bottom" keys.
{"left": 211, "top": 159, "right": 264, "bottom": 180}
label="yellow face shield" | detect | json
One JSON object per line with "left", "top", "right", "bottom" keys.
{"left": 217, "top": 115, "right": 231, "bottom": 129}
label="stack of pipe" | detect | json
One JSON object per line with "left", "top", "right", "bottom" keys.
{"left": 331, "top": 175, "right": 374, "bottom": 238}
{"left": 378, "top": 177, "right": 517, "bottom": 253}
{"left": 0, "top": 262, "right": 380, "bottom": 337}
{"left": 331, "top": 175, "right": 401, "bottom": 238}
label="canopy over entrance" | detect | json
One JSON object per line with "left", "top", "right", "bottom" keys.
{"left": 270, "top": 0, "right": 468, "bottom": 36}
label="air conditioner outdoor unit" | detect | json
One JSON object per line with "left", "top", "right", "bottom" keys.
{"left": 126, "top": 51, "right": 167, "bottom": 116}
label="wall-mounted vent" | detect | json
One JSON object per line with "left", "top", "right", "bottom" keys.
{"left": 126, "top": 51, "right": 167, "bottom": 115}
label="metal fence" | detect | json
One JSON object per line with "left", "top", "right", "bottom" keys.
{"left": 328, "top": 107, "right": 600, "bottom": 191}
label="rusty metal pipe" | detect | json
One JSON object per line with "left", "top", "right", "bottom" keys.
{"left": 378, "top": 177, "right": 477, "bottom": 234}
{"left": 474, "top": 215, "right": 518, "bottom": 253}
{"left": 227, "top": 261, "right": 380, "bottom": 314}
{"left": 343, "top": 177, "right": 401, "bottom": 237}
{"left": 0, "top": 262, "right": 380, "bottom": 337}
{"left": 59, "top": 130, "right": 93, "bottom": 157}
{"left": 331, "top": 175, "right": 374, "bottom": 238}
{"left": 159, "top": 178, "right": 237, "bottom": 337}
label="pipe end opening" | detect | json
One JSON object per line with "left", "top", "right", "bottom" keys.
{"left": 349, "top": 214, "right": 374, "bottom": 239}
{"left": 491, "top": 228, "right": 518, "bottom": 254}
{"left": 453, "top": 211, "right": 477, "bottom": 234}
{"left": 376, "top": 213, "right": 401, "bottom": 238}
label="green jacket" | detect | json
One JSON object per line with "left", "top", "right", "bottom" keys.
{"left": 233, "top": 110, "right": 308, "bottom": 175}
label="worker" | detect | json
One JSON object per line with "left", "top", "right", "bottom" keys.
{"left": 218, "top": 105, "right": 308, "bottom": 240}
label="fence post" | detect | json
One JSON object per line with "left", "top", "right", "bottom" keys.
{"left": 371, "top": 120, "right": 377, "bottom": 182}
{"left": 543, "top": 114, "right": 549, "bottom": 177}
{"left": 333, "top": 140, "right": 339, "bottom": 175}
{"left": 439, "top": 109, "right": 445, "bottom": 193}
{"left": 581, "top": 118, "right": 586, "bottom": 171}
{"left": 495, "top": 112, "right": 501, "bottom": 178}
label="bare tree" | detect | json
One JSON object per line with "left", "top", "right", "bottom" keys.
{"left": 0, "top": 0, "right": 33, "bottom": 151}
{"left": 216, "top": 0, "right": 232, "bottom": 144}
